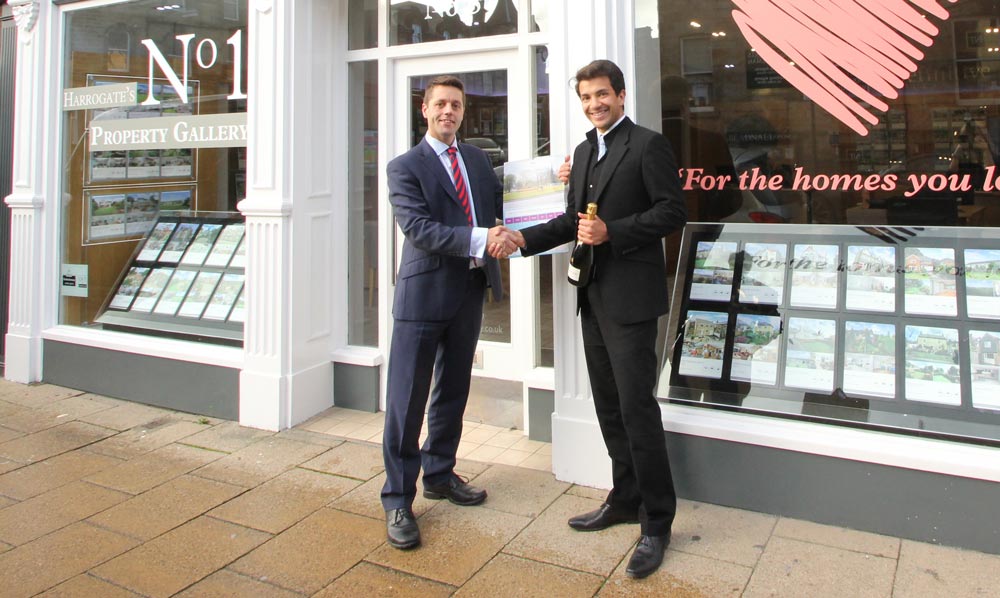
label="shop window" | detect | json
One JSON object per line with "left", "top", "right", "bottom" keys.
{"left": 348, "top": 61, "right": 380, "bottom": 347}
{"left": 60, "top": 0, "right": 248, "bottom": 342}
{"left": 348, "top": 0, "right": 377, "bottom": 50}
{"left": 639, "top": 0, "right": 1000, "bottom": 445}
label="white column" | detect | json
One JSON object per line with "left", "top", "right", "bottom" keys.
{"left": 238, "top": 0, "right": 339, "bottom": 430}
{"left": 4, "top": 0, "right": 47, "bottom": 384}
{"left": 545, "top": 0, "right": 608, "bottom": 489}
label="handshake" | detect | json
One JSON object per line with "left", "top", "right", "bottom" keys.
{"left": 487, "top": 225, "right": 526, "bottom": 259}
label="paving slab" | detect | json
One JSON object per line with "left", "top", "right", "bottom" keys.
{"left": 0, "top": 449, "right": 123, "bottom": 501}
{"left": 368, "top": 501, "right": 532, "bottom": 586}
{"left": 0, "top": 384, "right": 81, "bottom": 409}
{"left": 315, "top": 562, "right": 455, "bottom": 598}
{"left": 893, "top": 539, "right": 1000, "bottom": 598}
{"left": 91, "top": 516, "right": 270, "bottom": 598}
{"left": 773, "top": 517, "right": 900, "bottom": 559}
{"left": 0, "top": 480, "right": 130, "bottom": 546}
{"left": 1, "top": 395, "right": 112, "bottom": 433}
{"left": 179, "top": 420, "right": 277, "bottom": 453}
{"left": 86, "top": 443, "right": 224, "bottom": 495}
{"left": 670, "top": 499, "right": 777, "bottom": 567}
{"left": 0, "top": 421, "right": 116, "bottom": 465}
{"left": 300, "top": 441, "right": 386, "bottom": 481}
{"left": 0, "top": 522, "right": 139, "bottom": 598}
{"left": 229, "top": 508, "right": 385, "bottom": 595}
{"left": 88, "top": 474, "right": 246, "bottom": 540}
{"left": 194, "top": 437, "right": 329, "bottom": 487}
{"left": 86, "top": 417, "right": 208, "bottom": 460}
{"left": 599, "top": 547, "right": 752, "bottom": 598}
{"left": 743, "top": 536, "right": 895, "bottom": 598}
{"left": 77, "top": 402, "right": 180, "bottom": 431}
{"left": 173, "top": 569, "right": 304, "bottom": 598}
{"left": 209, "top": 467, "right": 360, "bottom": 534}
{"left": 504, "top": 494, "right": 638, "bottom": 577}
{"left": 455, "top": 553, "right": 604, "bottom": 598}
{"left": 0, "top": 426, "right": 23, "bottom": 445}
{"left": 36, "top": 574, "right": 143, "bottom": 597}
{"left": 471, "top": 463, "right": 570, "bottom": 518}
{"left": 329, "top": 470, "right": 438, "bottom": 521}
{"left": 274, "top": 428, "right": 348, "bottom": 448}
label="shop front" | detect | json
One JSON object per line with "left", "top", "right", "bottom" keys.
{"left": 4, "top": 0, "right": 1000, "bottom": 554}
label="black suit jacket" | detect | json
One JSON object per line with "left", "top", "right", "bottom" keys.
{"left": 388, "top": 139, "right": 504, "bottom": 322}
{"left": 520, "top": 118, "right": 686, "bottom": 324}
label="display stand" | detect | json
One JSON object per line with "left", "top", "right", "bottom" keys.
{"left": 95, "top": 212, "right": 246, "bottom": 345}
{"left": 662, "top": 223, "right": 1000, "bottom": 443}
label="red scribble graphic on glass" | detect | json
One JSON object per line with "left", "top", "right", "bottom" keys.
{"left": 731, "top": 0, "right": 958, "bottom": 136}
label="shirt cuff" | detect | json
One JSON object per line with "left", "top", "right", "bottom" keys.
{"left": 469, "top": 227, "right": 488, "bottom": 258}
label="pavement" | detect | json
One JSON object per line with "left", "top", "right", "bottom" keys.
{"left": 2, "top": 378, "right": 1000, "bottom": 597}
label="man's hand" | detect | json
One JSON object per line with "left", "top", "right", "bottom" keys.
{"left": 557, "top": 155, "right": 571, "bottom": 185}
{"left": 577, "top": 214, "right": 609, "bottom": 246}
{"left": 487, "top": 225, "right": 520, "bottom": 258}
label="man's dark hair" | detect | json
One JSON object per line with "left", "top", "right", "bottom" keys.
{"left": 573, "top": 60, "right": 626, "bottom": 97}
{"left": 424, "top": 75, "right": 465, "bottom": 104}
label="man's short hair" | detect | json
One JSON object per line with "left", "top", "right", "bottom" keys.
{"left": 424, "top": 75, "right": 465, "bottom": 104}
{"left": 573, "top": 60, "right": 626, "bottom": 97}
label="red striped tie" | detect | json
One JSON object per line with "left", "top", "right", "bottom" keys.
{"left": 447, "top": 147, "right": 473, "bottom": 225}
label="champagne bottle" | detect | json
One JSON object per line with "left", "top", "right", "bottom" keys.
{"left": 567, "top": 203, "right": 598, "bottom": 287}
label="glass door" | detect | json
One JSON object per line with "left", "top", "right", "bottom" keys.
{"left": 390, "top": 51, "right": 528, "bottom": 384}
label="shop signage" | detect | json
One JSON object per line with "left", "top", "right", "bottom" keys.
{"left": 89, "top": 113, "right": 247, "bottom": 151}
{"left": 140, "top": 30, "right": 246, "bottom": 105}
{"left": 63, "top": 83, "right": 138, "bottom": 111}
{"left": 731, "top": 0, "right": 957, "bottom": 136}
{"left": 680, "top": 166, "right": 1000, "bottom": 196}
{"left": 415, "top": 0, "right": 503, "bottom": 27}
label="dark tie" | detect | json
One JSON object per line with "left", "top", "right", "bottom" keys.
{"left": 447, "top": 147, "right": 473, "bottom": 225}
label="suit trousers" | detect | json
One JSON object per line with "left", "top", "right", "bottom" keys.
{"left": 581, "top": 284, "right": 676, "bottom": 537}
{"left": 381, "top": 269, "right": 487, "bottom": 510}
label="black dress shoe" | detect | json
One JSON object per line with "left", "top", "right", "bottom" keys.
{"left": 423, "top": 475, "right": 487, "bottom": 506}
{"left": 386, "top": 508, "right": 420, "bottom": 550}
{"left": 626, "top": 534, "right": 670, "bottom": 579}
{"left": 567, "top": 502, "right": 639, "bottom": 531}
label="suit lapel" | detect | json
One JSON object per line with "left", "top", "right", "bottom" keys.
{"left": 592, "top": 118, "right": 632, "bottom": 203}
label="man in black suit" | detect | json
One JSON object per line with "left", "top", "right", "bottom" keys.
{"left": 508, "top": 60, "right": 686, "bottom": 578}
{"left": 382, "top": 75, "right": 517, "bottom": 550}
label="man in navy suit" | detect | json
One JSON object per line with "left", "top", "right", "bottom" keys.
{"left": 509, "top": 60, "right": 687, "bottom": 578}
{"left": 381, "top": 75, "right": 517, "bottom": 550}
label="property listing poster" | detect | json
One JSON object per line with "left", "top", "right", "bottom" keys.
{"left": 904, "top": 248, "right": 957, "bottom": 317}
{"left": 500, "top": 157, "right": 569, "bottom": 256}
{"left": 136, "top": 222, "right": 176, "bottom": 261}
{"left": 964, "top": 249, "right": 1000, "bottom": 320}
{"left": 904, "top": 325, "right": 961, "bottom": 406}
{"left": 690, "top": 242, "right": 737, "bottom": 302}
{"left": 108, "top": 266, "right": 149, "bottom": 310}
{"left": 845, "top": 246, "right": 896, "bottom": 312}
{"left": 730, "top": 314, "right": 782, "bottom": 385}
{"left": 783, "top": 317, "right": 837, "bottom": 392}
{"left": 130, "top": 267, "right": 174, "bottom": 312}
{"left": 677, "top": 310, "right": 730, "bottom": 379}
{"left": 152, "top": 269, "right": 197, "bottom": 316}
{"left": 843, "top": 321, "right": 896, "bottom": 399}
{"left": 739, "top": 243, "right": 786, "bottom": 305}
{"left": 790, "top": 244, "right": 840, "bottom": 309}
{"left": 968, "top": 330, "right": 1000, "bottom": 411}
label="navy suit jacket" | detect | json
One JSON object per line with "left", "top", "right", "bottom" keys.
{"left": 520, "top": 118, "right": 687, "bottom": 324}
{"left": 388, "top": 138, "right": 504, "bottom": 322}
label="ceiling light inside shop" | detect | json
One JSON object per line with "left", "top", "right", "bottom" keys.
{"left": 156, "top": 3, "right": 182, "bottom": 10}
{"left": 690, "top": 21, "right": 702, "bottom": 28}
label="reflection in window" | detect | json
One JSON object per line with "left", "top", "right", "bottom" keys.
{"left": 349, "top": 61, "right": 380, "bottom": 346}
{"left": 349, "top": 0, "right": 378, "bottom": 50}
{"left": 637, "top": 0, "right": 1000, "bottom": 230}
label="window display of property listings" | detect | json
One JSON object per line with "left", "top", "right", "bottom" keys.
{"left": 60, "top": 1, "right": 247, "bottom": 331}
{"left": 96, "top": 214, "right": 246, "bottom": 344}
{"left": 662, "top": 223, "right": 1000, "bottom": 444}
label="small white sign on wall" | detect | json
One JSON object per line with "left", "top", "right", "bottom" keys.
{"left": 61, "top": 264, "right": 89, "bottom": 297}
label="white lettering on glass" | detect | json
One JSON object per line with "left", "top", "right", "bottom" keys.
{"left": 140, "top": 30, "right": 247, "bottom": 105}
